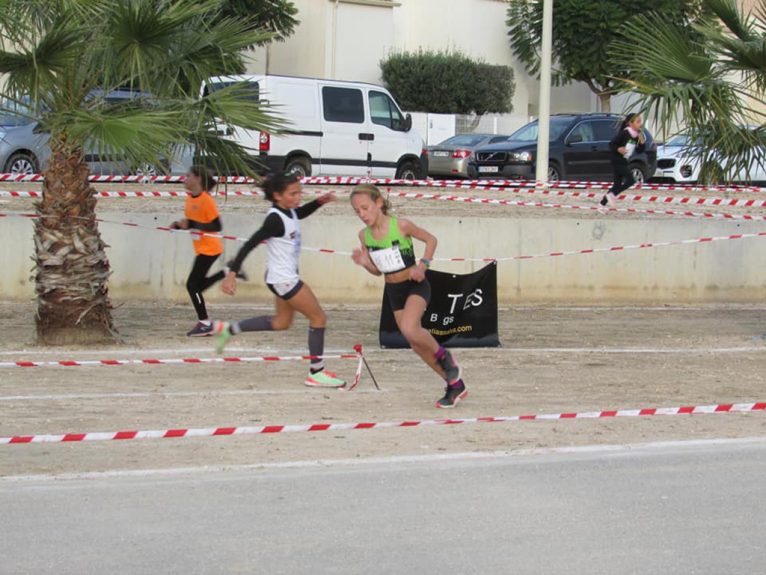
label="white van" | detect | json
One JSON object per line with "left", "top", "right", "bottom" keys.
{"left": 204, "top": 75, "right": 427, "bottom": 178}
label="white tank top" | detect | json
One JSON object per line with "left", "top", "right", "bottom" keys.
{"left": 266, "top": 207, "right": 301, "bottom": 285}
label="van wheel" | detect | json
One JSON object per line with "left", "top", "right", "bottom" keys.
{"left": 4, "top": 152, "right": 38, "bottom": 175}
{"left": 395, "top": 160, "right": 420, "bottom": 180}
{"left": 284, "top": 156, "right": 311, "bottom": 178}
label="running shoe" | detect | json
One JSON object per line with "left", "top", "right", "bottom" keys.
{"left": 605, "top": 193, "right": 617, "bottom": 208}
{"left": 304, "top": 370, "right": 346, "bottom": 388}
{"left": 436, "top": 380, "right": 468, "bottom": 409}
{"left": 437, "top": 349, "right": 462, "bottom": 385}
{"left": 187, "top": 322, "right": 214, "bottom": 337}
{"left": 213, "top": 321, "right": 232, "bottom": 354}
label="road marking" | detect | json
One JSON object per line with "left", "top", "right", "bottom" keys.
{"left": 3, "top": 436, "right": 765, "bottom": 483}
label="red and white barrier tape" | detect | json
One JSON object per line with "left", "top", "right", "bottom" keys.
{"left": 3, "top": 212, "right": 766, "bottom": 261}
{"left": 4, "top": 188, "right": 766, "bottom": 211}
{"left": 0, "top": 174, "right": 256, "bottom": 184}
{"left": 4, "top": 188, "right": 766, "bottom": 223}
{"left": 2, "top": 401, "right": 764, "bottom": 445}
{"left": 0, "top": 173, "right": 763, "bottom": 193}
{"left": 375, "top": 191, "right": 766, "bottom": 222}
{"left": 0, "top": 352, "right": 358, "bottom": 369}
{"left": 298, "top": 176, "right": 766, "bottom": 194}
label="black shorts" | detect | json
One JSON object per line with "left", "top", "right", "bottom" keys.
{"left": 384, "top": 279, "right": 431, "bottom": 312}
{"left": 267, "top": 279, "right": 304, "bottom": 301}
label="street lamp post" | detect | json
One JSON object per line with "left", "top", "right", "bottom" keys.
{"left": 535, "top": 0, "right": 554, "bottom": 186}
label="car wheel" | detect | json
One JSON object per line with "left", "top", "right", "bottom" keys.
{"left": 130, "top": 161, "right": 169, "bottom": 178}
{"left": 396, "top": 160, "right": 420, "bottom": 181}
{"left": 5, "top": 152, "right": 38, "bottom": 175}
{"left": 629, "top": 162, "right": 648, "bottom": 184}
{"left": 547, "top": 163, "right": 561, "bottom": 183}
{"left": 284, "top": 156, "right": 311, "bottom": 178}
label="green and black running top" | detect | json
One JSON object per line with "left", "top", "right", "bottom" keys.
{"left": 364, "top": 217, "right": 416, "bottom": 274}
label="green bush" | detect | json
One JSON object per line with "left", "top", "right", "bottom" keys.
{"left": 380, "top": 51, "right": 515, "bottom": 115}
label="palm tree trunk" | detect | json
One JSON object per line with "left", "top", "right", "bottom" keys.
{"left": 34, "top": 137, "right": 117, "bottom": 345}
{"left": 598, "top": 93, "right": 611, "bottom": 113}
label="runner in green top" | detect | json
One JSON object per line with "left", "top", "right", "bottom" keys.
{"left": 350, "top": 184, "right": 468, "bottom": 409}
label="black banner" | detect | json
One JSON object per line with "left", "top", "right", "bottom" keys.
{"left": 379, "top": 262, "right": 500, "bottom": 349}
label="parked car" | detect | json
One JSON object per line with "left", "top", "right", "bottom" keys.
{"left": 654, "top": 132, "right": 766, "bottom": 184}
{"left": 468, "top": 113, "right": 657, "bottom": 182}
{"left": 0, "top": 91, "right": 191, "bottom": 176}
{"left": 204, "top": 75, "right": 428, "bottom": 179}
{"left": 428, "top": 133, "right": 510, "bottom": 178}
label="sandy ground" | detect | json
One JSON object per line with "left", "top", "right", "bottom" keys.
{"left": 1, "top": 301, "right": 765, "bottom": 477}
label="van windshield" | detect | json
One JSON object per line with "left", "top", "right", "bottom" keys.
{"left": 510, "top": 118, "right": 572, "bottom": 142}
{"left": 204, "top": 81, "right": 260, "bottom": 101}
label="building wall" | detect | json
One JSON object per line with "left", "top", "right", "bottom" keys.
{"left": 247, "top": 0, "right": 596, "bottom": 122}
{"left": 3, "top": 211, "right": 765, "bottom": 303}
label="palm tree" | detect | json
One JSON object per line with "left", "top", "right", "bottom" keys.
{"left": 612, "top": 0, "right": 766, "bottom": 183}
{"left": 0, "top": 0, "right": 283, "bottom": 344}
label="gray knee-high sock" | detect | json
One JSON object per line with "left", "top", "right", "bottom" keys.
{"left": 308, "top": 327, "right": 325, "bottom": 372}
{"left": 231, "top": 316, "right": 273, "bottom": 334}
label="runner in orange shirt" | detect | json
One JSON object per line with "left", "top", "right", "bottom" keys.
{"left": 171, "top": 166, "right": 229, "bottom": 337}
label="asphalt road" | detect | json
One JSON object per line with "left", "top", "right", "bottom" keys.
{"left": 2, "top": 438, "right": 765, "bottom": 575}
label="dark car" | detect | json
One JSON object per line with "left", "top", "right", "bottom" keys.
{"left": 468, "top": 113, "right": 657, "bottom": 183}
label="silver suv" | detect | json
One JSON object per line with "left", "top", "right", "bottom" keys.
{"left": 0, "top": 91, "right": 192, "bottom": 175}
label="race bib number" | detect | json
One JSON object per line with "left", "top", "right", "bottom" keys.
{"left": 624, "top": 142, "right": 636, "bottom": 159}
{"left": 369, "top": 246, "right": 406, "bottom": 273}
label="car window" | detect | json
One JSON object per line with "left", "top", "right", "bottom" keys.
{"left": 511, "top": 117, "right": 572, "bottom": 142}
{"left": 369, "top": 91, "right": 405, "bottom": 131}
{"left": 593, "top": 120, "right": 620, "bottom": 142}
{"left": 489, "top": 136, "right": 509, "bottom": 144}
{"left": 667, "top": 134, "right": 690, "bottom": 146}
{"left": 203, "top": 81, "right": 260, "bottom": 101}
{"left": 568, "top": 122, "right": 597, "bottom": 143}
{"left": 440, "top": 134, "right": 487, "bottom": 147}
{"left": 323, "top": 86, "right": 364, "bottom": 124}
{"left": 0, "top": 102, "right": 34, "bottom": 127}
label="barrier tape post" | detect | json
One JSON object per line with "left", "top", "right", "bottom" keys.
{"left": 342, "top": 344, "right": 380, "bottom": 392}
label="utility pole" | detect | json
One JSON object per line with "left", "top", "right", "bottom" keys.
{"left": 535, "top": 0, "right": 554, "bottom": 185}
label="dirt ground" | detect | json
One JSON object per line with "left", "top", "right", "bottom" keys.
{"left": 1, "top": 301, "right": 764, "bottom": 477}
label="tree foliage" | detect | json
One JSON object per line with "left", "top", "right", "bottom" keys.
{"left": 218, "top": 0, "right": 299, "bottom": 45}
{"left": 380, "top": 51, "right": 515, "bottom": 115}
{"left": 507, "top": 0, "right": 707, "bottom": 111}
{"left": 611, "top": 0, "right": 766, "bottom": 183}
{"left": 0, "top": 0, "right": 285, "bottom": 343}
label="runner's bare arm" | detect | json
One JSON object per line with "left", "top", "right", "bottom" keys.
{"left": 352, "top": 230, "right": 382, "bottom": 276}
{"left": 398, "top": 218, "right": 437, "bottom": 261}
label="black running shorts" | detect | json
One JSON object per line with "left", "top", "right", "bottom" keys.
{"left": 384, "top": 279, "right": 431, "bottom": 312}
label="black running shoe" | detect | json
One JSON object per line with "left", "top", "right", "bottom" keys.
{"left": 187, "top": 322, "right": 214, "bottom": 337}
{"left": 436, "top": 380, "right": 467, "bottom": 409}
{"left": 437, "top": 349, "right": 462, "bottom": 385}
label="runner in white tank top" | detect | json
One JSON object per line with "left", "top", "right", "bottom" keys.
{"left": 213, "top": 173, "right": 345, "bottom": 389}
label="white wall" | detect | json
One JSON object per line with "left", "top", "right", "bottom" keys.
{"left": 3, "top": 211, "right": 765, "bottom": 303}
{"left": 244, "top": 0, "right": 597, "bottom": 121}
